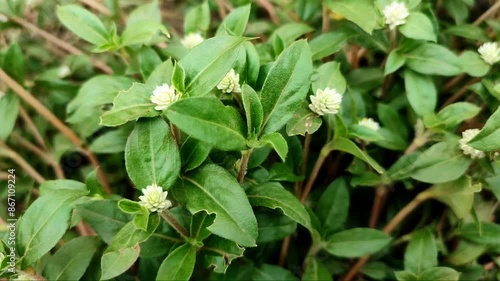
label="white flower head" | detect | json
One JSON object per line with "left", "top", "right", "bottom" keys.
{"left": 0, "top": 13, "right": 8, "bottom": 23}
{"left": 150, "top": 83, "right": 181, "bottom": 111}
{"left": 478, "top": 42, "right": 500, "bottom": 65}
{"left": 217, "top": 69, "right": 241, "bottom": 93}
{"left": 309, "top": 87, "right": 343, "bottom": 116}
{"left": 358, "top": 118, "right": 380, "bottom": 131}
{"left": 383, "top": 2, "right": 409, "bottom": 30}
{"left": 0, "top": 91, "right": 5, "bottom": 100}
{"left": 58, "top": 65, "right": 71, "bottom": 78}
{"left": 181, "top": 33, "right": 204, "bottom": 49}
{"left": 459, "top": 129, "right": 485, "bottom": 159}
{"left": 139, "top": 184, "right": 172, "bottom": 212}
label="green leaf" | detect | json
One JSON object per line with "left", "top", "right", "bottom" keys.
{"left": 316, "top": 178, "right": 350, "bottom": 237}
{"left": 460, "top": 222, "right": 500, "bottom": 245}
{"left": 326, "top": 0, "right": 378, "bottom": 34}
{"left": 190, "top": 212, "right": 215, "bottom": 241}
{"left": 101, "top": 246, "right": 140, "bottom": 280}
{"left": 458, "top": 51, "right": 490, "bottom": 77}
{"left": 260, "top": 40, "right": 313, "bottom": 135}
{"left": 256, "top": 212, "right": 297, "bottom": 244}
{"left": 424, "top": 102, "right": 480, "bottom": 129}
{"left": 242, "top": 84, "right": 263, "bottom": 136}
{"left": 399, "top": 12, "right": 436, "bottom": 42}
{"left": 312, "top": 61, "right": 347, "bottom": 94}
{"left": 76, "top": 200, "right": 130, "bottom": 244}
{"left": 3, "top": 43, "right": 24, "bottom": 83}
{"left": 67, "top": 75, "right": 134, "bottom": 137}
{"left": 404, "top": 229, "right": 437, "bottom": 275}
{"left": 410, "top": 142, "right": 471, "bottom": 184}
{"left": 468, "top": 106, "right": 500, "bottom": 151}
{"left": 121, "top": 0, "right": 168, "bottom": 46}
{"left": 269, "top": 23, "right": 314, "bottom": 46}
{"left": 247, "top": 182, "right": 311, "bottom": 230}
{"left": 57, "top": 5, "right": 110, "bottom": 46}
{"left": 394, "top": 271, "right": 418, "bottom": 281}
{"left": 180, "top": 137, "right": 211, "bottom": 171}
{"left": 258, "top": 133, "right": 288, "bottom": 162}
{"left": 125, "top": 118, "right": 180, "bottom": 189}
{"left": 156, "top": 243, "right": 196, "bottom": 281}
{"left": 426, "top": 176, "right": 480, "bottom": 219}
{"left": 286, "top": 105, "right": 322, "bottom": 136}
{"left": 0, "top": 92, "right": 19, "bottom": 140}
{"left": 184, "top": 2, "right": 210, "bottom": 34}
{"left": 295, "top": 0, "right": 322, "bottom": 21}
{"left": 252, "top": 264, "right": 298, "bottom": 281}
{"left": 139, "top": 48, "right": 162, "bottom": 81}
{"left": 385, "top": 50, "right": 406, "bottom": 75}
{"left": 44, "top": 236, "right": 100, "bottom": 281}
{"left": 419, "top": 267, "right": 460, "bottom": 281}
{"left": 216, "top": 4, "right": 251, "bottom": 36}
{"left": 404, "top": 69, "right": 437, "bottom": 116}
{"left": 302, "top": 258, "right": 332, "bottom": 281}
{"left": 329, "top": 137, "right": 384, "bottom": 174}
{"left": 323, "top": 228, "right": 392, "bottom": 258}
{"left": 18, "top": 181, "right": 88, "bottom": 267}
{"left": 172, "top": 63, "right": 186, "bottom": 93}
{"left": 377, "top": 103, "right": 408, "bottom": 138}
{"left": 89, "top": 126, "right": 132, "bottom": 154}
{"left": 166, "top": 97, "right": 247, "bottom": 151}
{"left": 100, "top": 83, "right": 159, "bottom": 127}
{"left": 404, "top": 43, "right": 462, "bottom": 76}
{"left": 101, "top": 215, "right": 160, "bottom": 280}
{"left": 202, "top": 236, "right": 245, "bottom": 273}
{"left": 147, "top": 59, "right": 174, "bottom": 86}
{"left": 179, "top": 36, "right": 246, "bottom": 97}
{"left": 309, "top": 32, "right": 350, "bottom": 61}
{"left": 445, "top": 24, "right": 490, "bottom": 41}
{"left": 174, "top": 164, "right": 258, "bottom": 247}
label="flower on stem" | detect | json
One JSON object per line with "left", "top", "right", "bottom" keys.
{"left": 308, "top": 87, "right": 343, "bottom": 116}
{"left": 181, "top": 33, "right": 204, "bottom": 49}
{"left": 459, "top": 129, "right": 485, "bottom": 159}
{"left": 58, "top": 65, "right": 71, "bottom": 78}
{"left": 478, "top": 42, "right": 500, "bottom": 65}
{"left": 150, "top": 83, "right": 181, "bottom": 111}
{"left": 139, "top": 184, "right": 172, "bottom": 212}
{"left": 383, "top": 2, "right": 409, "bottom": 30}
{"left": 358, "top": 118, "right": 380, "bottom": 131}
{"left": 217, "top": 69, "right": 241, "bottom": 93}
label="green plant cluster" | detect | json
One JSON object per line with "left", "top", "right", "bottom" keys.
{"left": 0, "top": 0, "right": 500, "bottom": 280}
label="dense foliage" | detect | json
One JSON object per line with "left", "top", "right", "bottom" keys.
{"left": 1, "top": 0, "right": 500, "bottom": 280}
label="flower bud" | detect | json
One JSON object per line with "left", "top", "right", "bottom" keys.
{"left": 181, "top": 33, "right": 204, "bottom": 49}
{"left": 383, "top": 2, "right": 409, "bottom": 30}
{"left": 217, "top": 69, "right": 241, "bottom": 93}
{"left": 308, "top": 87, "right": 343, "bottom": 116}
{"left": 150, "top": 83, "right": 181, "bottom": 111}
{"left": 358, "top": 118, "right": 380, "bottom": 131}
{"left": 478, "top": 42, "right": 500, "bottom": 65}
{"left": 139, "top": 184, "right": 172, "bottom": 213}
{"left": 459, "top": 129, "right": 485, "bottom": 159}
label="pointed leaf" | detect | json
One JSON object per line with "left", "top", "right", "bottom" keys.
{"left": 323, "top": 228, "right": 392, "bottom": 258}
{"left": 260, "top": 40, "right": 313, "bottom": 135}
{"left": 174, "top": 164, "right": 258, "bottom": 247}
{"left": 156, "top": 243, "right": 196, "bottom": 281}
{"left": 125, "top": 118, "right": 180, "bottom": 189}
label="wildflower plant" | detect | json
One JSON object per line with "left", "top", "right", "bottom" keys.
{"left": 0, "top": 0, "right": 499, "bottom": 281}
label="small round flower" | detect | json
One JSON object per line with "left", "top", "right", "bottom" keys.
{"left": 308, "top": 87, "right": 343, "bottom": 116}
{"left": 0, "top": 13, "right": 8, "bottom": 23}
{"left": 478, "top": 42, "right": 500, "bottom": 65}
{"left": 217, "top": 69, "right": 241, "bottom": 93}
{"left": 181, "top": 33, "right": 204, "bottom": 49}
{"left": 383, "top": 2, "right": 409, "bottom": 30}
{"left": 150, "top": 83, "right": 181, "bottom": 111}
{"left": 139, "top": 184, "right": 172, "bottom": 213}
{"left": 358, "top": 118, "right": 380, "bottom": 131}
{"left": 58, "top": 65, "right": 71, "bottom": 78}
{"left": 459, "top": 129, "right": 485, "bottom": 159}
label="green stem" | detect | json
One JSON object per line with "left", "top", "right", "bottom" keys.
{"left": 300, "top": 143, "right": 332, "bottom": 202}
{"left": 160, "top": 209, "right": 189, "bottom": 238}
{"left": 237, "top": 149, "right": 253, "bottom": 183}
